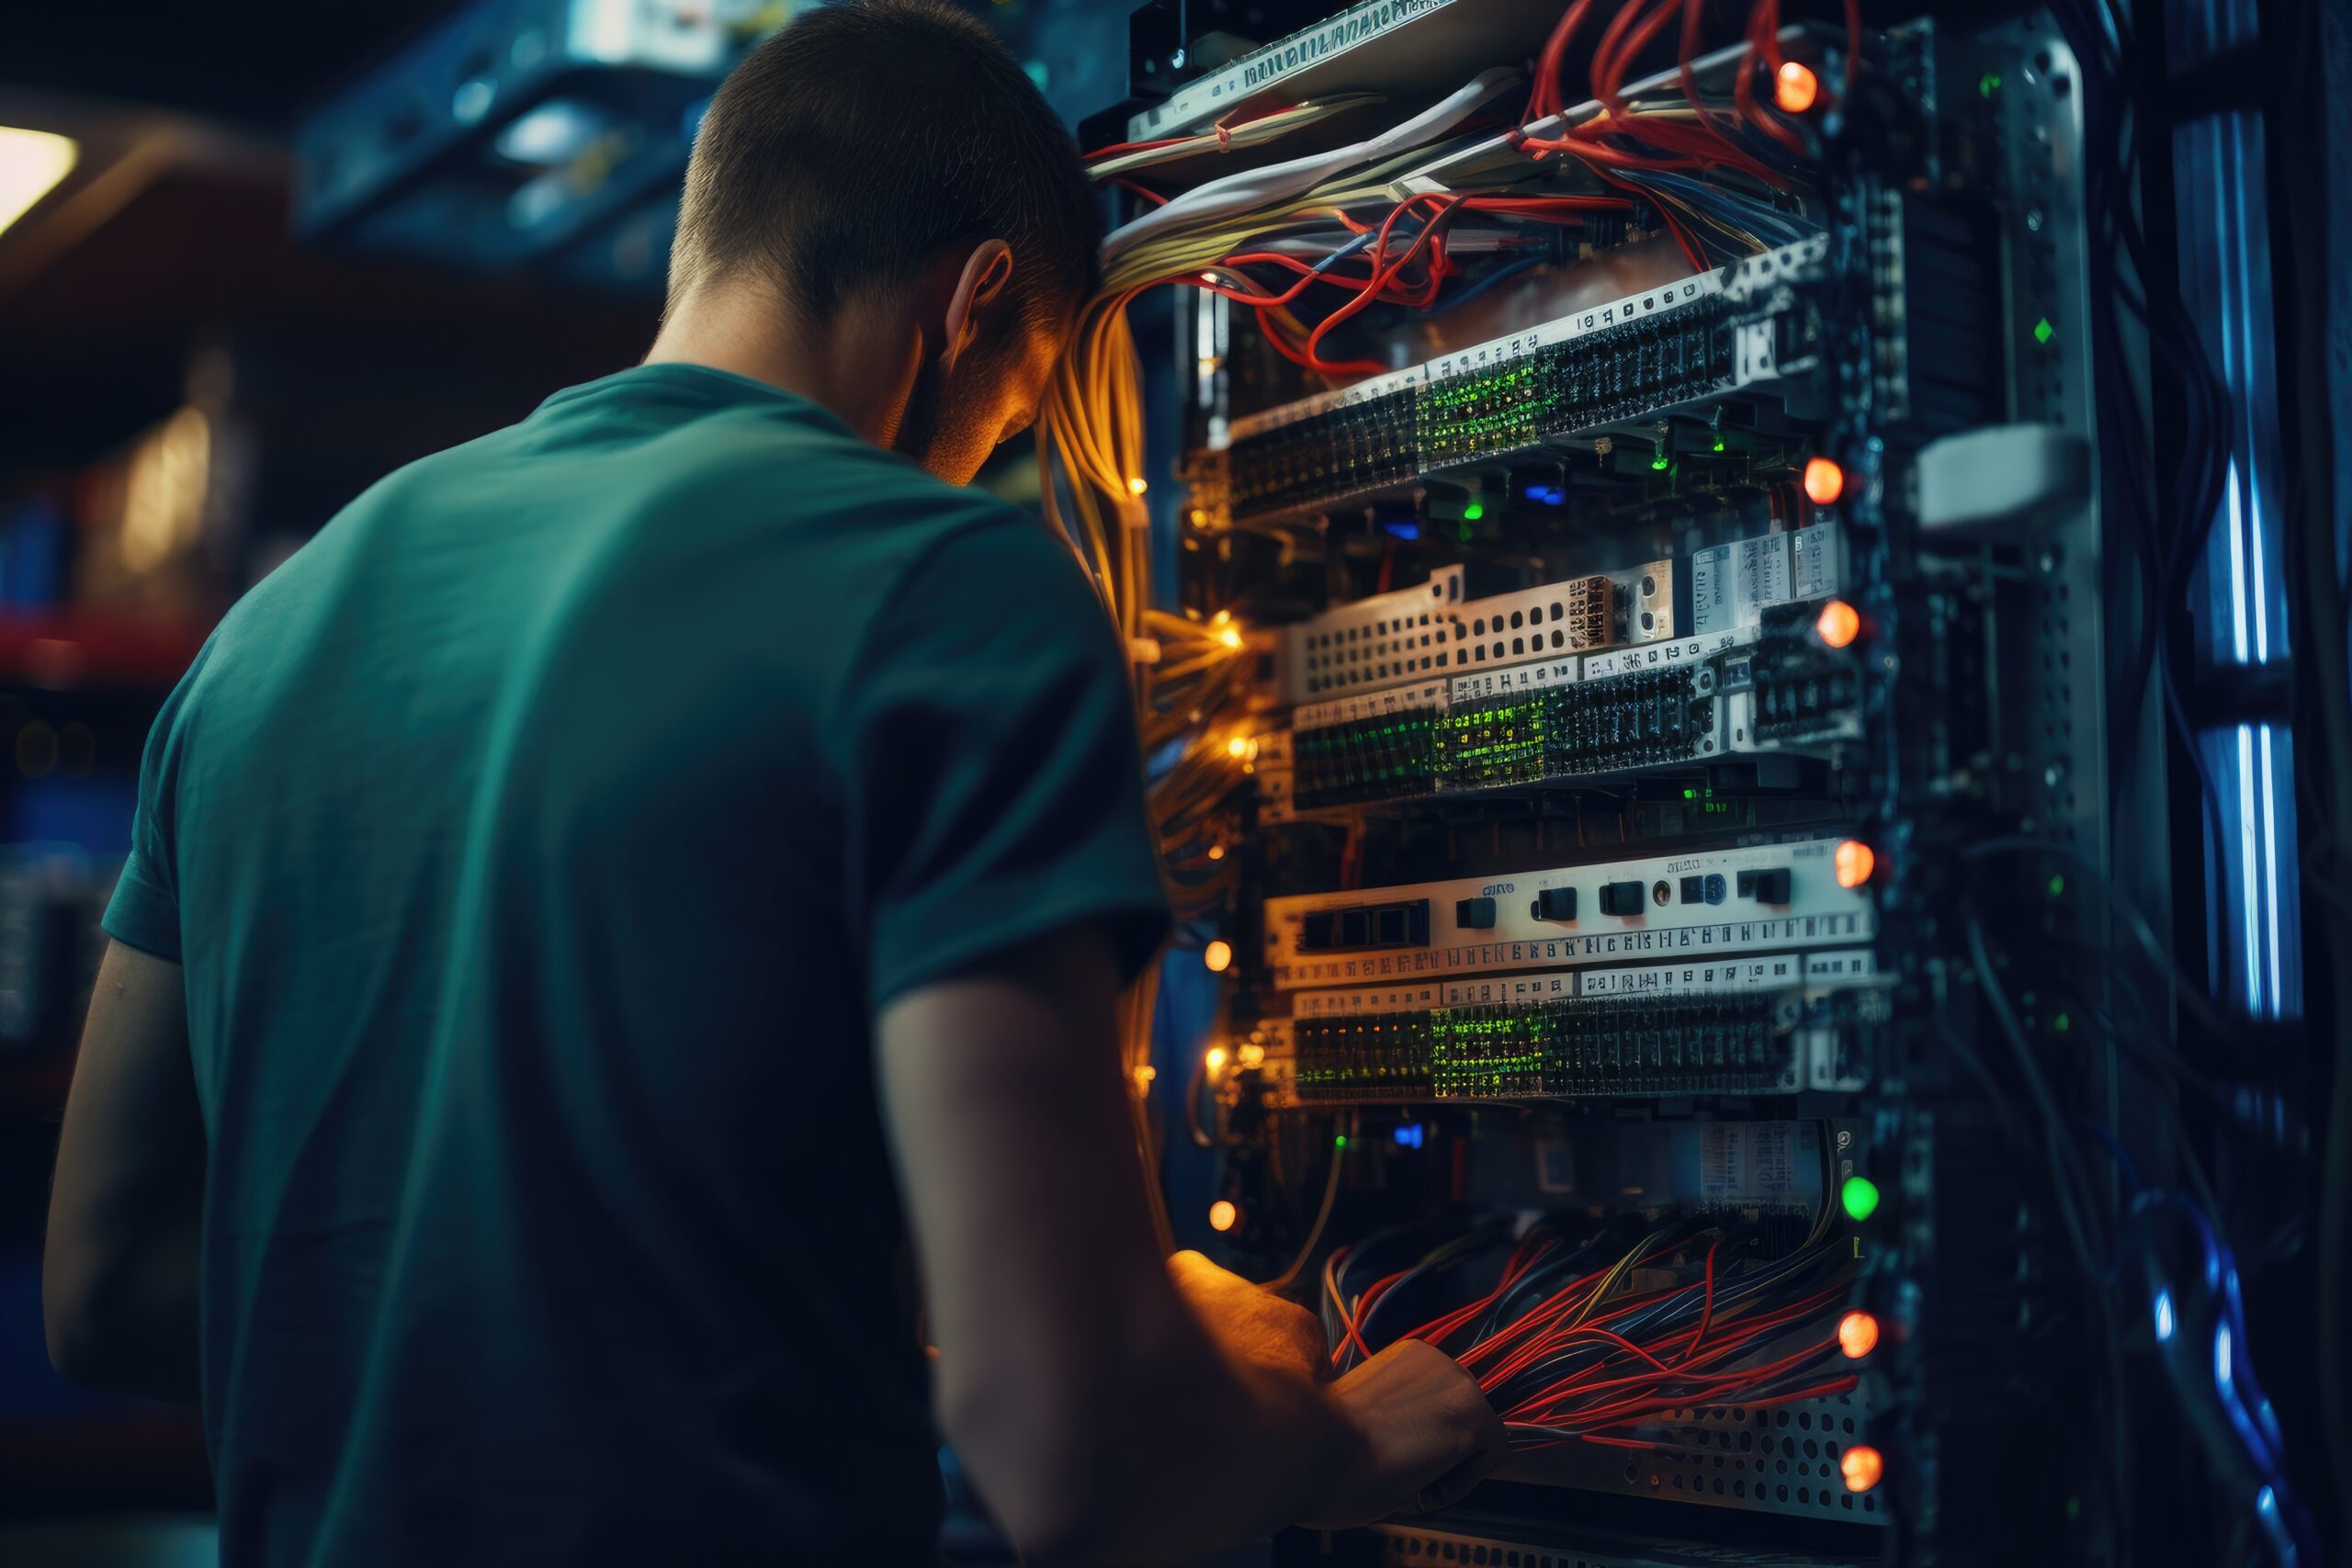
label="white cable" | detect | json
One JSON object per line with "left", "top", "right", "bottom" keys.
{"left": 1103, "top": 68, "right": 1523, "bottom": 264}
{"left": 1086, "top": 94, "right": 1387, "bottom": 180}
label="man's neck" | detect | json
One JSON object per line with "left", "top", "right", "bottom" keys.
{"left": 643, "top": 279, "right": 919, "bottom": 448}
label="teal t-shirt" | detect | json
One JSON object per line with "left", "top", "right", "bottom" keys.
{"left": 104, "top": 364, "right": 1170, "bottom": 1566}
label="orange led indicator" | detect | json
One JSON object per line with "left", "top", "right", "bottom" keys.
{"left": 1774, "top": 60, "right": 1821, "bottom": 114}
{"left": 1803, "top": 455, "right": 1845, "bottom": 505}
{"left": 1841, "top": 1444, "right": 1884, "bottom": 1493}
{"left": 1838, "top": 1309, "right": 1881, "bottom": 1359}
{"left": 1204, "top": 1045, "right": 1228, "bottom": 1076}
{"left": 1204, "top": 940, "right": 1234, "bottom": 973}
{"left": 1835, "top": 840, "right": 1877, "bottom": 889}
{"left": 1206, "top": 843, "right": 1227, "bottom": 862}
{"left": 1815, "top": 599, "right": 1862, "bottom": 649}
{"left": 1207, "top": 1200, "right": 1238, "bottom": 1232}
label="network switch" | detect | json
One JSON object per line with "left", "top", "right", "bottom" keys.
{"left": 1262, "top": 840, "right": 1873, "bottom": 989}
{"left": 1194, "top": 237, "right": 1829, "bottom": 525}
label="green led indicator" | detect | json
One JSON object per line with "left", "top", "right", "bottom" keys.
{"left": 1712, "top": 435, "right": 1727, "bottom": 453}
{"left": 2033, "top": 316, "right": 2054, "bottom": 345}
{"left": 1651, "top": 451, "right": 1671, "bottom": 471}
{"left": 1463, "top": 502, "right": 1485, "bottom": 522}
{"left": 2048, "top": 874, "right": 2065, "bottom": 897}
{"left": 1841, "top": 1176, "right": 1881, "bottom": 1222}
{"left": 1979, "top": 70, "right": 2002, "bottom": 97}
{"left": 2054, "top": 1012, "right": 2071, "bottom": 1033}
{"left": 1682, "top": 787, "right": 1699, "bottom": 800}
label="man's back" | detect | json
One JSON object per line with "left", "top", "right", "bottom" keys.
{"left": 109, "top": 364, "right": 1166, "bottom": 1564}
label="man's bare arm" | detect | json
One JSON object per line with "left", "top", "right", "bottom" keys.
{"left": 877, "top": 922, "right": 1504, "bottom": 1564}
{"left": 44, "top": 940, "right": 205, "bottom": 1404}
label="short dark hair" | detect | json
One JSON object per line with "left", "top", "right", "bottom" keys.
{"left": 670, "top": 0, "right": 1102, "bottom": 329}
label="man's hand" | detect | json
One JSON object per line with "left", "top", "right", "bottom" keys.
{"left": 1300, "top": 1339, "right": 1510, "bottom": 1529}
{"left": 1168, "top": 1249, "right": 1327, "bottom": 1382}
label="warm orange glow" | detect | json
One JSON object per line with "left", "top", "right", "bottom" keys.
{"left": 1227, "top": 734, "right": 1251, "bottom": 758}
{"left": 1217, "top": 626, "right": 1245, "bottom": 650}
{"left": 1815, "top": 599, "right": 1862, "bottom": 649}
{"left": 1774, "top": 60, "right": 1820, "bottom": 114}
{"left": 1204, "top": 940, "right": 1234, "bottom": 973}
{"left": 1835, "top": 840, "right": 1877, "bottom": 889}
{"left": 1838, "top": 1310, "right": 1881, "bottom": 1359}
{"left": 1206, "top": 843, "right": 1227, "bottom": 861}
{"left": 1126, "top": 476, "right": 1149, "bottom": 495}
{"left": 1841, "top": 1444, "right": 1883, "bottom": 1493}
{"left": 1205, "top": 1045, "right": 1229, "bottom": 1076}
{"left": 1208, "top": 1200, "right": 1238, "bottom": 1232}
{"left": 1803, "top": 455, "right": 1845, "bottom": 505}
{"left": 1237, "top": 1042, "right": 1266, "bottom": 1069}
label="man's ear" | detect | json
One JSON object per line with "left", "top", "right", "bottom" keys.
{"left": 940, "top": 239, "right": 1017, "bottom": 374}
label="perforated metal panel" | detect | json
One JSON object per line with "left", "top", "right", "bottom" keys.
{"left": 1498, "top": 1390, "right": 1884, "bottom": 1524}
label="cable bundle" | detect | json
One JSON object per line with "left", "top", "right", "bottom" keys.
{"left": 1321, "top": 1212, "right": 1854, "bottom": 1450}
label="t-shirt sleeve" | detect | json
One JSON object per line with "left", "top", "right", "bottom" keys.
{"left": 838, "top": 518, "right": 1170, "bottom": 1012}
{"left": 103, "top": 639, "right": 215, "bottom": 962}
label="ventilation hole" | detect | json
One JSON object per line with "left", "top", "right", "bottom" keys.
{"left": 1550, "top": 602, "right": 1564, "bottom": 621}
{"left": 1512, "top": 637, "right": 1525, "bottom": 655}
{"left": 1797, "top": 1487, "right": 1812, "bottom": 1506}
{"left": 1777, "top": 1484, "right": 1790, "bottom": 1502}
{"left": 1510, "top": 611, "right": 1523, "bottom": 629}
{"left": 1552, "top": 630, "right": 1565, "bottom": 649}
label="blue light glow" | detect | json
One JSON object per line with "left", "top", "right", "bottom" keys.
{"left": 2215, "top": 1323, "right": 2234, "bottom": 1392}
{"left": 1522, "top": 484, "right": 1566, "bottom": 505}
{"left": 2257, "top": 1485, "right": 2277, "bottom": 1517}
{"left": 1392, "top": 1122, "right": 1425, "bottom": 1148}
{"left": 1383, "top": 520, "right": 1421, "bottom": 541}
{"left": 2154, "top": 1290, "right": 2176, "bottom": 1342}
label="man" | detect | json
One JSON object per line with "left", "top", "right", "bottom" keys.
{"left": 42, "top": 2, "right": 1505, "bottom": 1562}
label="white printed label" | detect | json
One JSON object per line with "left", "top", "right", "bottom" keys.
{"left": 1702, "top": 1122, "right": 1797, "bottom": 1201}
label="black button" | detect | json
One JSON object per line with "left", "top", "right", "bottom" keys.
{"left": 1455, "top": 897, "right": 1497, "bottom": 930}
{"left": 1599, "top": 880, "right": 1645, "bottom": 917}
{"left": 1679, "top": 875, "right": 1705, "bottom": 903}
{"left": 1737, "top": 867, "right": 1792, "bottom": 903}
{"left": 1533, "top": 886, "right": 1577, "bottom": 921}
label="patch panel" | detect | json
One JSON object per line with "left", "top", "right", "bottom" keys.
{"left": 1196, "top": 236, "right": 1829, "bottom": 525}
{"left": 1253, "top": 953, "right": 1879, "bottom": 1104}
{"left": 1261, "top": 840, "right": 1872, "bottom": 990}
{"left": 1283, "top": 991, "right": 1798, "bottom": 1101}
{"left": 1274, "top": 628, "right": 1744, "bottom": 816}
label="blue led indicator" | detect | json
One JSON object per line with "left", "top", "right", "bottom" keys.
{"left": 2154, "top": 1290, "right": 2175, "bottom": 1342}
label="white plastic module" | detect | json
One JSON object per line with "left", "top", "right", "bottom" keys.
{"left": 1284, "top": 562, "right": 1675, "bottom": 704}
